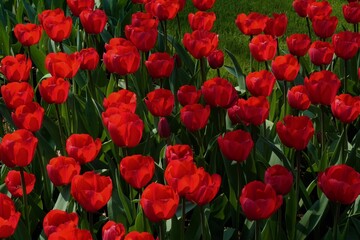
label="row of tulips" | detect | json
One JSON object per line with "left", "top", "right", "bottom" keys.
{"left": 1, "top": 0, "right": 360, "bottom": 239}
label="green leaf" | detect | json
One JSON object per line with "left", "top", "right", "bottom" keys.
{"left": 53, "top": 186, "right": 71, "bottom": 211}
{"left": 210, "top": 194, "right": 228, "bottom": 220}
{"left": 30, "top": 46, "right": 47, "bottom": 75}
{"left": 224, "top": 48, "right": 246, "bottom": 93}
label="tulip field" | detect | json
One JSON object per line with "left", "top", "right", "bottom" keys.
{"left": 1, "top": 0, "right": 360, "bottom": 239}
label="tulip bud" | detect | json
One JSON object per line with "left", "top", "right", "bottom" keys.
{"left": 158, "top": 117, "right": 171, "bottom": 138}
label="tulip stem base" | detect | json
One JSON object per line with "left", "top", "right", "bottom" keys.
{"left": 306, "top": 17, "right": 312, "bottom": 41}
{"left": 159, "top": 220, "right": 166, "bottom": 240}
{"left": 20, "top": 167, "right": 31, "bottom": 236}
{"left": 55, "top": 104, "right": 66, "bottom": 155}
{"left": 200, "top": 57, "right": 207, "bottom": 86}
{"left": 181, "top": 197, "right": 186, "bottom": 240}
{"left": 344, "top": 60, "right": 348, "bottom": 94}
{"left": 333, "top": 203, "right": 341, "bottom": 239}
{"left": 255, "top": 220, "right": 260, "bottom": 240}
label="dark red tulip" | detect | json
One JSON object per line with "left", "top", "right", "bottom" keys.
{"left": 39, "top": 77, "right": 71, "bottom": 104}
{"left": 201, "top": 77, "right": 238, "bottom": 108}
{"left": 292, "top": 0, "right": 315, "bottom": 18}
{"left": 66, "top": 0, "right": 95, "bottom": 17}
{"left": 180, "top": 104, "right": 210, "bottom": 131}
{"left": 332, "top": 31, "right": 359, "bottom": 60}
{"left": 80, "top": 9, "right": 107, "bottom": 34}
{"left": 145, "top": 0, "right": 181, "bottom": 20}
{"left": 188, "top": 11, "right": 216, "bottom": 31}
{"left": 276, "top": 115, "right": 314, "bottom": 150}
{"left": 158, "top": 117, "right": 171, "bottom": 138}
{"left": 240, "top": 181, "right": 283, "bottom": 220}
{"left": 286, "top": 33, "right": 311, "bottom": 57}
{"left": 71, "top": 171, "right": 113, "bottom": 212}
{"left": 45, "top": 52, "right": 81, "bottom": 79}
{"left": 38, "top": 8, "right": 72, "bottom": 42}
{"left": 271, "top": 54, "right": 300, "bottom": 81}
{"left": 1, "top": 82, "right": 34, "bottom": 109}
{"left": 0, "top": 129, "right": 38, "bottom": 168}
{"left": 145, "top": 52, "right": 175, "bottom": 78}
{"left": 47, "top": 156, "right": 81, "bottom": 186}
{"left": 287, "top": 85, "right": 311, "bottom": 111}
{"left": 5, "top": 170, "right": 36, "bottom": 197}
{"left": 14, "top": 23, "right": 42, "bottom": 46}
{"left": 228, "top": 96, "right": 269, "bottom": 126}
{"left": 125, "top": 231, "right": 154, "bottom": 240}
{"left": 245, "top": 70, "right": 276, "bottom": 97}
{"left": 103, "top": 89, "right": 137, "bottom": 113}
{"left": 177, "top": 85, "right": 202, "bottom": 106}
{"left": 331, "top": 94, "right": 360, "bottom": 123}
{"left": 0, "top": 193, "right": 21, "bottom": 239}
{"left": 140, "top": 182, "right": 179, "bottom": 222}
{"left": 307, "top": 1, "right": 332, "bottom": 20}
{"left": 120, "top": 154, "right": 155, "bottom": 189}
{"left": 12, "top": 102, "right": 44, "bottom": 132}
{"left": 43, "top": 210, "right": 79, "bottom": 237}
{"left": 308, "top": 41, "right": 334, "bottom": 66}
{"left": 312, "top": 15, "right": 338, "bottom": 39}
{"left": 304, "top": 70, "right": 341, "bottom": 105}
{"left": 183, "top": 30, "right": 219, "bottom": 59}
{"left": 207, "top": 49, "right": 224, "bottom": 69}
{"left": 192, "top": 0, "right": 215, "bottom": 11}
{"left": 145, "top": 89, "right": 175, "bottom": 117}
{"left": 165, "top": 144, "right": 194, "bottom": 163}
{"left": 264, "top": 165, "right": 293, "bottom": 195}
{"left": 235, "top": 12, "right": 268, "bottom": 36}
{"left": 66, "top": 134, "right": 102, "bottom": 164}
{"left": 249, "top": 34, "right": 277, "bottom": 62}
{"left": 79, "top": 48, "right": 99, "bottom": 70}
{"left": 264, "top": 13, "right": 288, "bottom": 38}
{"left": 102, "top": 221, "right": 126, "bottom": 240}
{"left": 343, "top": 2, "right": 360, "bottom": 24}
{"left": 217, "top": 129, "right": 254, "bottom": 162}
{"left": 0, "top": 54, "right": 31, "bottom": 82}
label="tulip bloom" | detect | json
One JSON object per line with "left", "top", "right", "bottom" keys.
{"left": 165, "top": 144, "right": 194, "bottom": 163}
{"left": 201, "top": 77, "right": 238, "bottom": 108}
{"left": 0, "top": 54, "right": 32, "bottom": 82}
{"left": 287, "top": 85, "right": 311, "bottom": 111}
{"left": 46, "top": 156, "right": 81, "bottom": 186}
{"left": 240, "top": 181, "right": 283, "bottom": 220}
{"left": 308, "top": 41, "right": 334, "bottom": 66}
{"left": 79, "top": 48, "right": 99, "bottom": 70}
{"left": 276, "top": 115, "right": 314, "bottom": 150}
{"left": 12, "top": 102, "right": 45, "bottom": 132}
{"left": 0, "top": 193, "right": 21, "bottom": 239}
{"left": 183, "top": 30, "right": 219, "bottom": 59}
{"left": 45, "top": 52, "right": 81, "bottom": 79}
{"left": 80, "top": 9, "right": 107, "bottom": 34}
{"left": 0, "top": 129, "right": 38, "bottom": 168}
{"left": 144, "top": 89, "right": 175, "bottom": 117}
{"left": 43, "top": 210, "right": 79, "bottom": 237}
{"left": 331, "top": 94, "right": 360, "bottom": 124}
{"left": 188, "top": 11, "right": 216, "bottom": 31}
{"left": 39, "top": 77, "right": 71, "bottom": 104}
{"left": 217, "top": 129, "right": 254, "bottom": 162}
{"left": 48, "top": 227, "right": 93, "bottom": 240}
{"left": 249, "top": 34, "right": 277, "bottom": 62}
{"left": 140, "top": 182, "right": 179, "bottom": 222}
{"left": 264, "top": 13, "right": 288, "bottom": 38}
{"left": 292, "top": 0, "right": 315, "bottom": 18}
{"left": 332, "top": 31, "right": 359, "bottom": 60}
{"left": 125, "top": 231, "right": 154, "bottom": 240}
{"left": 120, "top": 155, "right": 155, "bottom": 189}
{"left": 102, "top": 221, "right": 126, "bottom": 240}
{"left": 318, "top": 164, "right": 360, "bottom": 205}
{"left": 145, "top": 0, "right": 181, "bottom": 20}
{"left": 235, "top": 12, "right": 269, "bottom": 36}
{"left": 177, "top": 85, "right": 202, "bottom": 106}
{"left": 192, "top": 0, "right": 216, "bottom": 11}
{"left": 264, "top": 165, "right": 293, "bottom": 195}
{"left": 286, "top": 33, "right": 311, "bottom": 57}
{"left": 145, "top": 52, "right": 175, "bottom": 78}
{"left": 1, "top": 82, "right": 34, "bottom": 109}
{"left": 38, "top": 8, "right": 72, "bottom": 42}
{"left": 71, "top": 171, "right": 113, "bottom": 212}
{"left": 66, "top": 134, "right": 102, "bottom": 164}
{"left": 103, "top": 89, "right": 137, "bottom": 113}
{"left": 343, "top": 2, "right": 360, "bottom": 24}
{"left": 271, "top": 54, "right": 300, "bottom": 81}
{"left": 66, "top": 0, "right": 94, "bottom": 17}
{"left": 304, "top": 70, "right": 341, "bottom": 105}
{"left": 306, "top": 1, "right": 332, "bottom": 20}
{"left": 311, "top": 16, "right": 338, "bottom": 39}
{"left": 14, "top": 23, "right": 42, "bottom": 46}
{"left": 207, "top": 49, "right": 224, "bottom": 69}
{"left": 5, "top": 170, "right": 36, "bottom": 197}
{"left": 245, "top": 70, "right": 276, "bottom": 97}
{"left": 180, "top": 104, "right": 210, "bottom": 131}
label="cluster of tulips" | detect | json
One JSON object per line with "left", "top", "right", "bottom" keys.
{"left": 1, "top": 0, "right": 360, "bottom": 239}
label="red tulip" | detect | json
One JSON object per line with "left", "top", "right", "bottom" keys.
{"left": 308, "top": 41, "right": 334, "bottom": 66}
{"left": 304, "top": 70, "right": 341, "bottom": 105}
{"left": 201, "top": 77, "right": 238, "bottom": 108}
{"left": 145, "top": 89, "right": 174, "bottom": 117}
{"left": 192, "top": 0, "right": 216, "bottom": 11}
{"left": 102, "top": 221, "right": 126, "bottom": 240}
{"left": 228, "top": 96, "right": 269, "bottom": 126}
{"left": 79, "top": 48, "right": 99, "bottom": 70}
{"left": 185, "top": 167, "right": 221, "bottom": 205}
{"left": 286, "top": 33, "right": 311, "bottom": 57}
{"left": 66, "top": 134, "right": 102, "bottom": 164}
{"left": 331, "top": 94, "right": 360, "bottom": 123}
{"left": 307, "top": 1, "right": 332, "bottom": 20}
{"left": 14, "top": 23, "right": 42, "bottom": 46}
{"left": 43, "top": 210, "right": 78, "bottom": 237}
{"left": 177, "top": 85, "right": 202, "bottom": 106}
{"left": 39, "top": 8, "right": 72, "bottom": 42}
{"left": 48, "top": 227, "right": 93, "bottom": 240}
{"left": 264, "top": 13, "right": 288, "bottom": 38}
{"left": 103, "top": 89, "right": 137, "bottom": 113}
{"left": 145, "top": 52, "right": 175, "bottom": 78}
{"left": 207, "top": 49, "right": 224, "bottom": 69}
{"left": 39, "top": 77, "right": 71, "bottom": 104}
{"left": 120, "top": 155, "right": 155, "bottom": 189}
{"left": 188, "top": 11, "right": 216, "bottom": 31}
{"left": 183, "top": 30, "right": 219, "bottom": 59}
{"left": 217, "top": 129, "right": 254, "bottom": 162}
{"left": 0, "top": 193, "right": 21, "bottom": 239}
{"left": 12, "top": 102, "right": 44, "bottom": 132}
{"left": 158, "top": 117, "right": 171, "bottom": 138}
{"left": 165, "top": 160, "right": 200, "bottom": 196}
{"left": 66, "top": 0, "right": 95, "bottom": 17}
{"left": 332, "top": 31, "right": 359, "bottom": 60}
{"left": 106, "top": 111, "right": 144, "bottom": 148}
{"left": 145, "top": 0, "right": 181, "bottom": 20}
{"left": 5, "top": 170, "right": 36, "bottom": 197}
{"left": 312, "top": 15, "right": 338, "bottom": 39}
{"left": 71, "top": 171, "right": 113, "bottom": 212}
{"left": 165, "top": 144, "right": 194, "bottom": 163}
{"left": 287, "top": 85, "right": 311, "bottom": 111}
{"left": 80, "top": 9, "right": 107, "bottom": 34}
{"left": 318, "top": 164, "right": 360, "bottom": 205}
{"left": 0, "top": 129, "right": 38, "bottom": 168}
{"left": 343, "top": 2, "right": 360, "bottom": 24}
{"left": 245, "top": 70, "right": 275, "bottom": 97}
{"left": 140, "top": 182, "right": 179, "bottom": 222}
{"left": 271, "top": 54, "right": 300, "bottom": 81}
{"left": 240, "top": 181, "right": 283, "bottom": 220}
{"left": 45, "top": 52, "right": 81, "bottom": 79}
{"left": 47, "top": 156, "right": 81, "bottom": 186}
{"left": 1, "top": 82, "right": 34, "bottom": 109}
{"left": 180, "top": 104, "right": 210, "bottom": 131}
{"left": 125, "top": 231, "right": 154, "bottom": 240}
{"left": 264, "top": 165, "right": 293, "bottom": 195}
{"left": 292, "top": 0, "right": 315, "bottom": 18}
{"left": 0, "top": 54, "right": 31, "bottom": 82}
{"left": 249, "top": 34, "right": 277, "bottom": 62}
{"left": 235, "top": 12, "right": 268, "bottom": 36}
{"left": 276, "top": 115, "right": 314, "bottom": 150}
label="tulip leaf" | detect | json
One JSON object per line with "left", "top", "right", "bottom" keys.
{"left": 167, "top": 35, "right": 195, "bottom": 74}
{"left": 185, "top": 206, "right": 202, "bottom": 240}
{"left": 22, "top": 0, "right": 36, "bottom": 23}
{"left": 224, "top": 48, "right": 246, "bottom": 93}
{"left": 210, "top": 194, "right": 229, "bottom": 221}
{"left": 12, "top": 219, "right": 31, "bottom": 240}
{"left": 29, "top": 46, "right": 47, "bottom": 75}
{"left": 53, "top": 186, "right": 71, "bottom": 211}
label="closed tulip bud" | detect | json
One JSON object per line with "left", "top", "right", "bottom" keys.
{"left": 79, "top": 48, "right": 99, "bottom": 70}
{"left": 308, "top": 41, "right": 334, "bottom": 66}
{"left": 332, "top": 31, "right": 359, "bottom": 60}
{"left": 235, "top": 12, "right": 268, "bottom": 36}
{"left": 245, "top": 70, "right": 276, "bottom": 97}
{"left": 66, "top": 0, "right": 95, "bottom": 17}
{"left": 102, "top": 221, "right": 126, "bottom": 240}
{"left": 264, "top": 165, "right": 293, "bottom": 195}
{"left": 14, "top": 23, "right": 42, "bottom": 46}
{"left": 180, "top": 104, "right": 210, "bottom": 131}
{"left": 43, "top": 210, "right": 79, "bottom": 237}
{"left": 45, "top": 52, "right": 81, "bottom": 79}
{"left": 192, "top": 0, "right": 216, "bottom": 11}
{"left": 5, "top": 170, "right": 36, "bottom": 197}
{"left": 177, "top": 85, "right": 202, "bottom": 106}
{"left": 158, "top": 117, "right": 171, "bottom": 138}
{"left": 343, "top": 2, "right": 360, "bottom": 24}
{"left": 264, "top": 13, "right": 288, "bottom": 38}
{"left": 47, "top": 156, "right": 81, "bottom": 186}
{"left": 249, "top": 34, "right": 277, "bottom": 62}
{"left": 183, "top": 30, "right": 219, "bottom": 59}
{"left": 207, "top": 49, "right": 224, "bottom": 69}
{"left": 39, "top": 77, "right": 70, "bottom": 104}
{"left": 287, "top": 85, "right": 311, "bottom": 111}
{"left": 0, "top": 194, "right": 21, "bottom": 239}
{"left": 331, "top": 94, "right": 360, "bottom": 123}
{"left": 286, "top": 33, "right": 311, "bottom": 57}
{"left": 80, "top": 9, "right": 107, "bottom": 34}
{"left": 188, "top": 11, "right": 216, "bottom": 31}
{"left": 0, "top": 54, "right": 32, "bottom": 82}
{"left": 201, "top": 77, "right": 238, "bottom": 108}
{"left": 66, "top": 134, "right": 102, "bottom": 164}
{"left": 292, "top": 0, "right": 315, "bottom": 18}
{"left": 120, "top": 155, "right": 155, "bottom": 189}
{"left": 145, "top": 89, "right": 175, "bottom": 117}
{"left": 12, "top": 102, "right": 45, "bottom": 132}
{"left": 312, "top": 15, "right": 338, "bottom": 39}
{"left": 145, "top": 0, "right": 180, "bottom": 20}
{"left": 1, "top": 82, "right": 34, "bottom": 109}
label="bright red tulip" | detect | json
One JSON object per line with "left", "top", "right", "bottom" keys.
{"left": 48, "top": 227, "right": 93, "bottom": 240}
{"left": 264, "top": 13, "right": 288, "bottom": 38}
{"left": 125, "top": 231, "right": 154, "bottom": 240}
{"left": 145, "top": 52, "right": 175, "bottom": 78}
{"left": 45, "top": 52, "right": 81, "bottom": 78}
{"left": 0, "top": 193, "right": 21, "bottom": 239}
{"left": 14, "top": 23, "right": 42, "bottom": 46}
{"left": 183, "top": 30, "right": 219, "bottom": 59}
{"left": 66, "top": 134, "right": 102, "bottom": 164}
{"left": 264, "top": 165, "right": 293, "bottom": 195}
{"left": 165, "top": 144, "right": 194, "bottom": 163}
{"left": 43, "top": 210, "right": 79, "bottom": 237}
{"left": 188, "top": 11, "right": 216, "bottom": 31}
{"left": 120, "top": 155, "right": 155, "bottom": 189}
{"left": 308, "top": 41, "right": 334, "bottom": 66}
{"left": 331, "top": 94, "right": 360, "bottom": 123}
{"left": 286, "top": 33, "right": 311, "bottom": 57}
{"left": 180, "top": 104, "right": 210, "bottom": 131}
{"left": 235, "top": 12, "right": 268, "bottom": 36}
{"left": 145, "top": 0, "right": 181, "bottom": 20}
{"left": 145, "top": 89, "right": 175, "bottom": 117}
{"left": 332, "top": 31, "right": 359, "bottom": 60}
{"left": 39, "top": 77, "right": 70, "bottom": 104}
{"left": 47, "top": 156, "right": 81, "bottom": 186}
{"left": 80, "top": 9, "right": 107, "bottom": 34}
{"left": 0, "top": 54, "right": 31, "bottom": 82}
{"left": 192, "top": 0, "right": 216, "bottom": 11}
{"left": 38, "top": 8, "right": 72, "bottom": 42}
{"left": 66, "top": 0, "right": 95, "bottom": 17}
{"left": 79, "top": 48, "right": 99, "bottom": 70}
{"left": 1, "top": 82, "right": 34, "bottom": 109}
{"left": 245, "top": 70, "right": 275, "bottom": 97}
{"left": 292, "top": 0, "right": 315, "bottom": 18}
{"left": 343, "top": 2, "right": 360, "bottom": 24}
{"left": 207, "top": 49, "right": 224, "bottom": 69}
{"left": 201, "top": 77, "right": 238, "bottom": 108}
{"left": 249, "top": 34, "right": 277, "bottom": 62}
{"left": 307, "top": 1, "right": 332, "bottom": 20}
{"left": 287, "top": 85, "right": 311, "bottom": 111}
{"left": 102, "top": 221, "right": 126, "bottom": 240}
{"left": 103, "top": 89, "right": 137, "bottom": 113}
{"left": 271, "top": 54, "right": 300, "bottom": 81}
{"left": 312, "top": 15, "right": 338, "bottom": 39}
{"left": 5, "top": 170, "right": 35, "bottom": 197}
{"left": 177, "top": 85, "right": 202, "bottom": 106}
{"left": 12, "top": 102, "right": 44, "bottom": 132}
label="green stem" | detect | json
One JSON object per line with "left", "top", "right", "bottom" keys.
{"left": 0, "top": 116, "right": 4, "bottom": 137}
{"left": 342, "top": 124, "right": 348, "bottom": 163}
{"left": 306, "top": 17, "right": 312, "bottom": 41}
{"left": 264, "top": 61, "right": 269, "bottom": 71}
{"left": 277, "top": 207, "right": 282, "bottom": 238}
{"left": 181, "top": 197, "right": 186, "bottom": 240}
{"left": 55, "top": 104, "right": 66, "bottom": 155}
{"left": 59, "top": 41, "right": 65, "bottom": 52}
{"left": 125, "top": 75, "right": 129, "bottom": 90}
{"left": 320, "top": 106, "right": 325, "bottom": 160}
{"left": 163, "top": 20, "right": 167, "bottom": 52}
{"left": 200, "top": 57, "right": 207, "bottom": 86}
{"left": 249, "top": 35, "right": 253, "bottom": 72}
{"left": 20, "top": 168, "right": 30, "bottom": 236}
{"left": 236, "top": 162, "right": 241, "bottom": 231}
{"left": 89, "top": 212, "right": 94, "bottom": 238}
{"left": 217, "top": 68, "right": 221, "bottom": 78}
{"left": 159, "top": 220, "right": 166, "bottom": 240}
{"left": 344, "top": 60, "right": 348, "bottom": 93}
{"left": 333, "top": 203, "right": 341, "bottom": 239}
{"left": 36, "top": 145, "right": 52, "bottom": 210}
{"left": 176, "top": 14, "right": 182, "bottom": 38}
{"left": 255, "top": 220, "right": 260, "bottom": 240}
{"left": 200, "top": 206, "right": 206, "bottom": 240}
{"left": 276, "top": 38, "right": 280, "bottom": 56}
{"left": 283, "top": 82, "right": 288, "bottom": 116}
